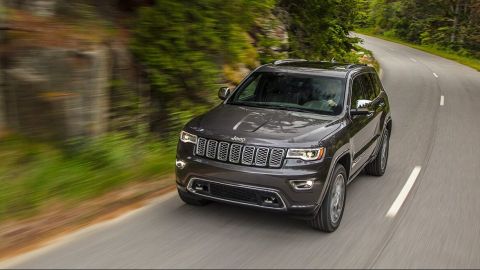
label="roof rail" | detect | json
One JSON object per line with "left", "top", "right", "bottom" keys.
{"left": 345, "top": 64, "right": 367, "bottom": 69}
{"left": 273, "top": 59, "right": 307, "bottom": 65}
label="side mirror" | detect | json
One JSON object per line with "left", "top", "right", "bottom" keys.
{"left": 351, "top": 99, "right": 373, "bottom": 116}
{"left": 218, "top": 87, "right": 231, "bottom": 100}
{"left": 356, "top": 99, "right": 371, "bottom": 108}
{"left": 350, "top": 107, "right": 372, "bottom": 116}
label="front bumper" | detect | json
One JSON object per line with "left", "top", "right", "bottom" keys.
{"left": 176, "top": 143, "right": 332, "bottom": 217}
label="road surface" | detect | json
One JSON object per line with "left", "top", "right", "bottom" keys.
{"left": 3, "top": 34, "right": 480, "bottom": 269}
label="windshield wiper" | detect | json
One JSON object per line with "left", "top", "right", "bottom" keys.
{"left": 260, "top": 104, "right": 318, "bottom": 113}
{"left": 229, "top": 102, "right": 325, "bottom": 114}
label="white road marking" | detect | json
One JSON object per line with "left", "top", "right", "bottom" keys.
{"left": 440, "top": 95, "right": 445, "bottom": 106}
{"left": 386, "top": 166, "right": 422, "bottom": 218}
{"left": 409, "top": 58, "right": 417, "bottom": 63}
{"left": 433, "top": 72, "right": 439, "bottom": 78}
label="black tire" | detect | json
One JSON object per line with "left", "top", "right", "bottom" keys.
{"left": 178, "top": 188, "right": 209, "bottom": 206}
{"left": 365, "top": 128, "right": 390, "bottom": 176}
{"left": 311, "top": 164, "right": 347, "bottom": 232}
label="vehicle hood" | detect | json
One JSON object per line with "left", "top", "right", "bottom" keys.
{"left": 187, "top": 104, "right": 342, "bottom": 146}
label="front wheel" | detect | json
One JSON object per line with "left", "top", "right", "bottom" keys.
{"left": 365, "top": 128, "right": 390, "bottom": 176}
{"left": 311, "top": 164, "right": 347, "bottom": 232}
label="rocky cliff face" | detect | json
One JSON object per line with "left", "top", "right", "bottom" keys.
{"left": 4, "top": 46, "right": 110, "bottom": 139}
{"left": 0, "top": 1, "right": 131, "bottom": 140}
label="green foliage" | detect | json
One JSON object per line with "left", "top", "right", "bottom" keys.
{"left": 279, "top": 0, "right": 361, "bottom": 61}
{"left": 131, "top": 0, "right": 379, "bottom": 137}
{"left": 355, "top": 0, "right": 372, "bottom": 28}
{"left": 132, "top": 0, "right": 276, "bottom": 135}
{"left": 253, "top": 9, "right": 289, "bottom": 64}
{"left": 0, "top": 134, "right": 175, "bottom": 220}
{"left": 359, "top": 0, "right": 480, "bottom": 58}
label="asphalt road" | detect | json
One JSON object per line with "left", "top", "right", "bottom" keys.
{"left": 3, "top": 34, "right": 480, "bottom": 269}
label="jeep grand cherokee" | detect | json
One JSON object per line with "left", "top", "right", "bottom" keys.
{"left": 175, "top": 60, "right": 392, "bottom": 232}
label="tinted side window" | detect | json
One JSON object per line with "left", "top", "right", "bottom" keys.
{"left": 360, "top": 74, "right": 377, "bottom": 100}
{"left": 351, "top": 76, "right": 367, "bottom": 109}
{"left": 369, "top": 73, "right": 382, "bottom": 96}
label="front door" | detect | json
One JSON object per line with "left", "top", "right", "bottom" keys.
{"left": 349, "top": 73, "right": 380, "bottom": 173}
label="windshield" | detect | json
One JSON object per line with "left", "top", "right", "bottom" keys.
{"left": 227, "top": 72, "right": 345, "bottom": 115}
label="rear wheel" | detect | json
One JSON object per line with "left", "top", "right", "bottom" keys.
{"left": 178, "top": 188, "right": 209, "bottom": 206}
{"left": 365, "top": 128, "right": 390, "bottom": 176}
{"left": 311, "top": 164, "right": 347, "bottom": 232}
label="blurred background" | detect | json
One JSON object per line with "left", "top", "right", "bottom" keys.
{"left": 0, "top": 0, "right": 478, "bottom": 259}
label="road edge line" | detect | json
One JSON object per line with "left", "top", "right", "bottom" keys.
{"left": 386, "top": 166, "right": 422, "bottom": 218}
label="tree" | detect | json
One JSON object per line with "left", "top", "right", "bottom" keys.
{"left": 278, "top": 0, "right": 360, "bottom": 61}
{"left": 132, "top": 0, "right": 275, "bottom": 133}
{"left": 363, "top": 0, "right": 480, "bottom": 57}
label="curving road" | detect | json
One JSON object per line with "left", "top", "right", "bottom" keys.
{"left": 3, "top": 34, "right": 480, "bottom": 269}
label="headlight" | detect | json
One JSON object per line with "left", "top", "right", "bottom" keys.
{"left": 286, "top": 148, "right": 325, "bottom": 161}
{"left": 180, "top": 131, "right": 197, "bottom": 144}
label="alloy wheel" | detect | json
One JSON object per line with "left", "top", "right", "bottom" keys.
{"left": 330, "top": 174, "right": 345, "bottom": 224}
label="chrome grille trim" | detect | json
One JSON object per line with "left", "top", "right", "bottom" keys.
{"left": 206, "top": 140, "right": 218, "bottom": 159}
{"left": 241, "top": 146, "right": 255, "bottom": 165}
{"left": 269, "top": 148, "right": 285, "bottom": 168}
{"left": 229, "top": 144, "right": 242, "bottom": 163}
{"left": 254, "top": 147, "right": 269, "bottom": 167}
{"left": 194, "top": 137, "right": 285, "bottom": 168}
{"left": 217, "top": 142, "right": 229, "bottom": 161}
{"left": 196, "top": 137, "right": 207, "bottom": 156}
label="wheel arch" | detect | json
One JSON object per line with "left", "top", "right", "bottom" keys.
{"left": 315, "top": 145, "right": 352, "bottom": 210}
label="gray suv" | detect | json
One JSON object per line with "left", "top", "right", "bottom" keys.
{"left": 175, "top": 60, "right": 392, "bottom": 232}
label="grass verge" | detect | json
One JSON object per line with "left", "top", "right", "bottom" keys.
{"left": 0, "top": 134, "right": 176, "bottom": 222}
{"left": 356, "top": 28, "right": 480, "bottom": 71}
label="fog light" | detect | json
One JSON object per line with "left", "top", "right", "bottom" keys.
{"left": 193, "top": 182, "right": 209, "bottom": 192}
{"left": 175, "top": 159, "right": 186, "bottom": 169}
{"left": 262, "top": 196, "right": 278, "bottom": 204}
{"left": 290, "top": 179, "right": 315, "bottom": 190}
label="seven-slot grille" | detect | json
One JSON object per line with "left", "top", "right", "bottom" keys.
{"left": 195, "top": 137, "right": 285, "bottom": 168}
